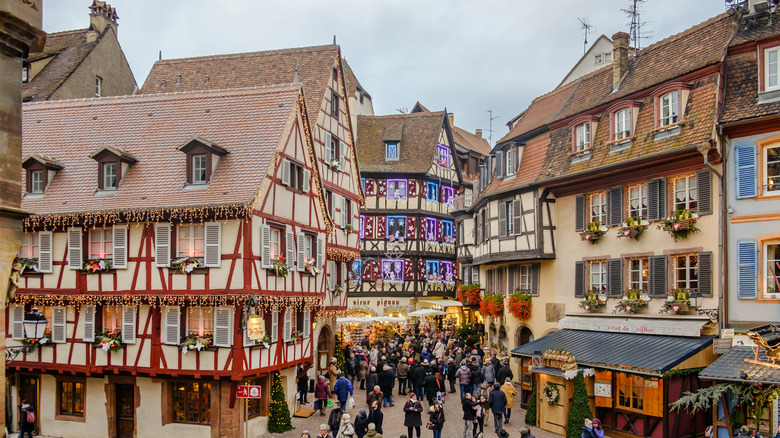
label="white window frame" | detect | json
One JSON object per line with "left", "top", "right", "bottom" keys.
{"left": 764, "top": 240, "right": 780, "bottom": 296}
{"left": 269, "top": 227, "right": 282, "bottom": 261}
{"left": 660, "top": 91, "right": 679, "bottom": 126}
{"left": 764, "top": 144, "right": 780, "bottom": 195}
{"left": 187, "top": 307, "right": 214, "bottom": 337}
{"left": 628, "top": 258, "right": 649, "bottom": 291}
{"left": 503, "top": 201, "right": 514, "bottom": 235}
{"left": 193, "top": 154, "right": 207, "bottom": 184}
{"left": 19, "top": 232, "right": 38, "bottom": 259}
{"left": 614, "top": 108, "right": 632, "bottom": 140}
{"left": 103, "top": 305, "right": 123, "bottom": 332}
{"left": 674, "top": 175, "right": 698, "bottom": 212}
{"left": 30, "top": 170, "right": 44, "bottom": 193}
{"left": 177, "top": 224, "right": 205, "bottom": 258}
{"left": 95, "top": 76, "right": 102, "bottom": 97}
{"left": 103, "top": 162, "right": 117, "bottom": 190}
{"left": 505, "top": 148, "right": 515, "bottom": 176}
{"left": 89, "top": 228, "right": 113, "bottom": 260}
{"left": 673, "top": 253, "right": 699, "bottom": 291}
{"left": 589, "top": 260, "right": 607, "bottom": 292}
{"left": 765, "top": 46, "right": 780, "bottom": 92}
{"left": 574, "top": 122, "right": 591, "bottom": 152}
{"left": 516, "top": 265, "right": 532, "bottom": 293}
{"left": 590, "top": 192, "right": 607, "bottom": 224}
{"left": 628, "top": 184, "right": 648, "bottom": 219}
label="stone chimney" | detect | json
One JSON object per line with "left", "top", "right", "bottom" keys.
{"left": 612, "top": 31, "right": 630, "bottom": 89}
{"left": 475, "top": 129, "right": 482, "bottom": 138}
{"left": 87, "top": 0, "right": 118, "bottom": 42}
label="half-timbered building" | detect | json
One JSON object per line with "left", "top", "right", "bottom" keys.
{"left": 352, "top": 111, "right": 464, "bottom": 317}
{"left": 10, "top": 85, "right": 329, "bottom": 437}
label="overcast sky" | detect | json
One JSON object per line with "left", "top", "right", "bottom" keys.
{"left": 44, "top": 0, "right": 727, "bottom": 146}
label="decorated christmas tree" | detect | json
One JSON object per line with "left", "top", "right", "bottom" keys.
{"left": 334, "top": 334, "right": 346, "bottom": 373}
{"left": 524, "top": 383, "right": 537, "bottom": 426}
{"left": 566, "top": 371, "right": 593, "bottom": 438}
{"left": 267, "top": 370, "right": 293, "bottom": 433}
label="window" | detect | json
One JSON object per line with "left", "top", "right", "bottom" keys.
{"left": 381, "top": 259, "right": 403, "bottom": 282}
{"left": 481, "top": 209, "right": 488, "bottom": 242}
{"left": 674, "top": 175, "right": 698, "bottom": 212}
{"left": 604, "top": 52, "right": 613, "bottom": 63}
{"left": 442, "top": 221, "right": 454, "bottom": 241}
{"left": 628, "top": 258, "right": 649, "bottom": 291}
{"left": 387, "top": 179, "right": 407, "bottom": 199}
{"left": 103, "top": 162, "right": 117, "bottom": 190}
{"left": 285, "top": 160, "right": 305, "bottom": 191}
{"left": 187, "top": 307, "right": 214, "bottom": 336}
{"left": 387, "top": 216, "right": 406, "bottom": 240}
{"left": 515, "top": 265, "right": 532, "bottom": 293}
{"left": 436, "top": 145, "right": 449, "bottom": 167}
{"left": 192, "top": 155, "right": 207, "bottom": 184}
{"left": 574, "top": 122, "right": 591, "bottom": 152}
{"left": 327, "top": 135, "right": 340, "bottom": 166}
{"left": 19, "top": 233, "right": 38, "bottom": 259}
{"left": 426, "top": 182, "right": 439, "bottom": 202}
{"left": 349, "top": 260, "right": 361, "bottom": 284}
{"left": 673, "top": 254, "right": 698, "bottom": 291}
{"left": 590, "top": 192, "right": 607, "bottom": 224}
{"left": 765, "top": 241, "right": 780, "bottom": 295}
{"left": 614, "top": 108, "right": 632, "bottom": 140}
{"left": 173, "top": 381, "right": 211, "bottom": 424}
{"left": 269, "top": 226, "right": 282, "bottom": 260}
{"left": 765, "top": 46, "right": 780, "bottom": 91}
{"left": 426, "top": 260, "right": 440, "bottom": 281}
{"left": 331, "top": 90, "right": 339, "bottom": 117}
{"left": 22, "top": 65, "right": 29, "bottom": 83}
{"left": 765, "top": 145, "right": 780, "bottom": 193}
{"left": 245, "top": 376, "right": 267, "bottom": 418}
{"left": 505, "top": 148, "right": 515, "bottom": 176}
{"left": 441, "top": 261, "right": 453, "bottom": 282}
{"left": 58, "top": 380, "right": 85, "bottom": 417}
{"left": 659, "top": 91, "right": 679, "bottom": 126}
{"left": 303, "top": 233, "right": 314, "bottom": 261}
{"left": 589, "top": 260, "right": 607, "bottom": 292}
{"left": 617, "top": 373, "right": 645, "bottom": 412}
{"left": 385, "top": 142, "right": 399, "bottom": 160}
{"left": 441, "top": 186, "right": 455, "bottom": 205}
{"left": 628, "top": 184, "right": 648, "bottom": 219}
{"left": 102, "top": 305, "right": 123, "bottom": 332}
{"left": 457, "top": 222, "right": 464, "bottom": 245}
{"left": 95, "top": 76, "right": 102, "bottom": 97}
{"left": 30, "top": 170, "right": 44, "bottom": 193}
{"left": 359, "top": 216, "right": 365, "bottom": 239}
{"left": 89, "top": 228, "right": 113, "bottom": 260}
{"left": 424, "top": 218, "right": 437, "bottom": 241}
{"left": 595, "top": 54, "right": 603, "bottom": 64}
{"left": 178, "top": 224, "right": 205, "bottom": 258}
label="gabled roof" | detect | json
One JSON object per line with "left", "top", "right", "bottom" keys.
{"left": 699, "top": 346, "right": 780, "bottom": 385}
{"left": 452, "top": 126, "right": 491, "bottom": 156}
{"left": 21, "top": 86, "right": 302, "bottom": 217}
{"left": 356, "top": 112, "right": 447, "bottom": 174}
{"left": 139, "top": 45, "right": 341, "bottom": 132}
{"left": 497, "top": 80, "right": 578, "bottom": 145}
{"left": 23, "top": 28, "right": 101, "bottom": 102}
{"left": 22, "top": 154, "right": 63, "bottom": 170}
{"left": 479, "top": 132, "right": 551, "bottom": 198}
{"left": 557, "top": 34, "right": 614, "bottom": 88}
{"left": 342, "top": 58, "right": 371, "bottom": 100}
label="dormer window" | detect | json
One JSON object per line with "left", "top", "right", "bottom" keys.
{"left": 607, "top": 102, "right": 641, "bottom": 142}
{"left": 22, "top": 65, "right": 29, "bottom": 83}
{"left": 95, "top": 76, "right": 102, "bottom": 97}
{"left": 614, "top": 108, "right": 631, "bottom": 140}
{"left": 574, "top": 122, "right": 591, "bottom": 152}
{"left": 103, "top": 162, "right": 117, "bottom": 190}
{"left": 193, "top": 155, "right": 207, "bottom": 184}
{"left": 22, "top": 154, "right": 63, "bottom": 195}
{"left": 30, "top": 170, "right": 44, "bottom": 193}
{"left": 765, "top": 45, "right": 780, "bottom": 92}
{"left": 178, "top": 136, "right": 229, "bottom": 186}
{"left": 386, "top": 142, "right": 399, "bottom": 160}
{"left": 652, "top": 83, "right": 690, "bottom": 129}
{"left": 660, "top": 91, "right": 679, "bottom": 126}
{"left": 90, "top": 146, "right": 136, "bottom": 191}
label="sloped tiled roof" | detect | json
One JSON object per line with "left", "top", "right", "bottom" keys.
{"left": 342, "top": 58, "right": 370, "bottom": 100}
{"left": 139, "top": 45, "right": 340, "bottom": 132}
{"left": 21, "top": 86, "right": 301, "bottom": 216}
{"left": 453, "top": 126, "right": 491, "bottom": 155}
{"left": 497, "top": 80, "right": 578, "bottom": 145}
{"left": 23, "top": 29, "right": 100, "bottom": 101}
{"left": 356, "top": 112, "right": 444, "bottom": 174}
{"left": 699, "top": 346, "right": 780, "bottom": 384}
{"left": 480, "top": 133, "right": 551, "bottom": 198}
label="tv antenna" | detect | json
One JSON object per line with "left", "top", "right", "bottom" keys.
{"left": 578, "top": 17, "right": 593, "bottom": 54}
{"left": 622, "top": 0, "right": 653, "bottom": 51}
{"left": 486, "top": 110, "right": 500, "bottom": 147}
{"left": 396, "top": 107, "right": 408, "bottom": 114}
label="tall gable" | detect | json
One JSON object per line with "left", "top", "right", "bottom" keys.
{"left": 24, "top": 29, "right": 98, "bottom": 101}
{"left": 356, "top": 112, "right": 446, "bottom": 174}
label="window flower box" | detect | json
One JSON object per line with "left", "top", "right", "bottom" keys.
{"left": 180, "top": 333, "right": 213, "bottom": 354}
{"left": 479, "top": 293, "right": 504, "bottom": 317}
{"left": 13, "top": 257, "right": 39, "bottom": 274}
{"left": 388, "top": 235, "right": 405, "bottom": 244}
{"left": 290, "top": 330, "right": 303, "bottom": 344}
{"left": 580, "top": 221, "right": 606, "bottom": 244}
{"left": 272, "top": 256, "right": 289, "bottom": 277}
{"left": 659, "top": 210, "right": 699, "bottom": 242}
{"left": 171, "top": 256, "right": 204, "bottom": 274}
{"left": 617, "top": 217, "right": 648, "bottom": 241}
{"left": 250, "top": 334, "right": 272, "bottom": 348}
{"left": 579, "top": 291, "right": 607, "bottom": 312}
{"left": 21, "top": 329, "right": 52, "bottom": 352}
{"left": 332, "top": 284, "right": 343, "bottom": 296}
{"left": 96, "top": 330, "right": 123, "bottom": 352}
{"left": 83, "top": 258, "right": 112, "bottom": 273}
{"left": 508, "top": 292, "right": 533, "bottom": 320}
{"left": 660, "top": 289, "right": 692, "bottom": 314}
{"left": 458, "top": 283, "right": 482, "bottom": 307}
{"left": 329, "top": 159, "right": 341, "bottom": 171}
{"left": 304, "top": 259, "right": 321, "bottom": 276}
{"left": 613, "top": 290, "right": 650, "bottom": 314}
{"left": 344, "top": 223, "right": 354, "bottom": 234}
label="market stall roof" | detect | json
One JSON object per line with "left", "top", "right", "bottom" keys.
{"left": 511, "top": 329, "right": 715, "bottom": 376}
{"left": 417, "top": 299, "right": 463, "bottom": 307}
{"left": 559, "top": 315, "right": 711, "bottom": 338}
{"left": 408, "top": 309, "right": 447, "bottom": 317}
{"left": 699, "top": 346, "right": 780, "bottom": 385}
{"left": 337, "top": 316, "right": 406, "bottom": 325}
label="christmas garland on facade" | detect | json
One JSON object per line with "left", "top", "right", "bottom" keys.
{"left": 12, "top": 293, "right": 323, "bottom": 310}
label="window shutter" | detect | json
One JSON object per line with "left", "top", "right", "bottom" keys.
{"left": 204, "top": 222, "right": 221, "bottom": 267}
{"left": 281, "top": 158, "right": 290, "bottom": 186}
{"left": 607, "top": 187, "right": 623, "bottom": 227}
{"left": 38, "top": 231, "right": 53, "bottom": 273}
{"left": 736, "top": 239, "right": 758, "bottom": 299}
{"left": 648, "top": 255, "right": 667, "bottom": 297}
{"left": 297, "top": 232, "right": 306, "bottom": 272}
{"left": 82, "top": 305, "right": 96, "bottom": 342}
{"left": 341, "top": 196, "right": 347, "bottom": 227}
{"left": 112, "top": 225, "right": 128, "bottom": 269}
{"left": 514, "top": 200, "right": 522, "bottom": 235}
{"left": 495, "top": 151, "right": 503, "bottom": 179}
{"left": 303, "top": 309, "right": 311, "bottom": 338}
{"left": 121, "top": 306, "right": 136, "bottom": 344}
{"left": 317, "top": 234, "right": 325, "bottom": 269}
{"left": 164, "top": 306, "right": 181, "bottom": 345}
{"left": 698, "top": 251, "right": 713, "bottom": 297}
{"left": 213, "top": 307, "right": 233, "bottom": 348}
{"left": 647, "top": 178, "right": 666, "bottom": 222}
{"left": 340, "top": 140, "right": 346, "bottom": 166}
{"left": 514, "top": 145, "right": 521, "bottom": 172}
{"left": 607, "top": 258, "right": 623, "bottom": 297}
{"left": 271, "top": 310, "right": 279, "bottom": 343}
{"left": 67, "top": 227, "right": 83, "bottom": 269}
{"left": 52, "top": 306, "right": 66, "bottom": 343}
{"left": 498, "top": 203, "right": 507, "bottom": 238}
{"left": 342, "top": 262, "right": 348, "bottom": 291}
{"left": 324, "top": 132, "right": 333, "bottom": 163}
{"left": 261, "top": 224, "right": 272, "bottom": 269}
{"left": 696, "top": 169, "right": 712, "bottom": 215}
{"left": 154, "top": 223, "right": 171, "bottom": 267}
{"left": 735, "top": 144, "right": 757, "bottom": 199}
{"left": 303, "top": 169, "right": 311, "bottom": 193}
{"left": 574, "top": 261, "right": 585, "bottom": 297}
{"left": 575, "top": 195, "right": 586, "bottom": 232}
{"left": 531, "top": 263, "right": 540, "bottom": 296}
{"left": 283, "top": 308, "right": 292, "bottom": 342}
{"left": 11, "top": 305, "right": 24, "bottom": 340}
{"left": 285, "top": 227, "right": 295, "bottom": 270}
{"left": 328, "top": 261, "right": 336, "bottom": 291}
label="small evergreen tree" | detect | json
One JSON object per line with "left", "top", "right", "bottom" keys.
{"left": 334, "top": 334, "right": 346, "bottom": 373}
{"left": 267, "top": 370, "right": 293, "bottom": 433}
{"left": 524, "top": 383, "right": 537, "bottom": 426}
{"left": 566, "top": 371, "right": 593, "bottom": 438}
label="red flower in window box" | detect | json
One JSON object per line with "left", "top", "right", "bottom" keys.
{"left": 479, "top": 293, "right": 504, "bottom": 317}
{"left": 458, "top": 284, "right": 482, "bottom": 307}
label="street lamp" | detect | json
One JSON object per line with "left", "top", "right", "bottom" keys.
{"left": 6, "top": 307, "right": 48, "bottom": 363}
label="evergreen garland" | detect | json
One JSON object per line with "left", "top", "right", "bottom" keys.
{"left": 267, "top": 370, "right": 293, "bottom": 433}
{"left": 524, "top": 383, "right": 537, "bottom": 426}
{"left": 334, "top": 334, "right": 346, "bottom": 373}
{"left": 566, "top": 371, "right": 593, "bottom": 438}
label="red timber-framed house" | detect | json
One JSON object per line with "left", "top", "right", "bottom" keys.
{"left": 10, "top": 85, "right": 329, "bottom": 437}
{"left": 352, "top": 111, "right": 465, "bottom": 320}
{"left": 140, "top": 45, "right": 366, "bottom": 372}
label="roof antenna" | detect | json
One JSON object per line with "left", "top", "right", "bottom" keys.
{"left": 158, "top": 50, "right": 162, "bottom": 61}
{"left": 578, "top": 17, "right": 593, "bottom": 54}
{"left": 333, "top": 35, "right": 337, "bottom": 45}
{"left": 294, "top": 59, "right": 299, "bottom": 84}
{"left": 486, "top": 110, "right": 500, "bottom": 147}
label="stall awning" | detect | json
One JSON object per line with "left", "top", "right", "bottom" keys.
{"left": 699, "top": 346, "right": 780, "bottom": 385}
{"left": 511, "top": 329, "right": 715, "bottom": 376}
{"left": 559, "top": 315, "right": 710, "bottom": 338}
{"left": 418, "top": 299, "right": 463, "bottom": 307}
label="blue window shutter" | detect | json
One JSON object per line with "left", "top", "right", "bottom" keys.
{"left": 735, "top": 144, "right": 757, "bottom": 199}
{"left": 736, "top": 239, "right": 758, "bottom": 299}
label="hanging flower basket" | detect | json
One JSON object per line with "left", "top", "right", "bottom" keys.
{"left": 479, "top": 293, "right": 504, "bottom": 317}
{"left": 180, "top": 333, "right": 213, "bottom": 354}
{"left": 612, "top": 290, "right": 650, "bottom": 314}
{"left": 659, "top": 289, "right": 692, "bottom": 314}
{"left": 578, "top": 291, "right": 607, "bottom": 312}
{"left": 659, "top": 210, "right": 699, "bottom": 242}
{"left": 83, "top": 258, "right": 112, "bottom": 273}
{"left": 543, "top": 382, "right": 560, "bottom": 405}
{"left": 508, "top": 292, "right": 533, "bottom": 320}
{"left": 580, "top": 221, "right": 606, "bottom": 244}
{"left": 96, "top": 330, "right": 123, "bottom": 352}
{"left": 458, "top": 284, "right": 482, "bottom": 307}
{"left": 272, "top": 256, "right": 289, "bottom": 277}
{"left": 616, "top": 217, "right": 647, "bottom": 241}
{"left": 171, "top": 256, "right": 203, "bottom": 274}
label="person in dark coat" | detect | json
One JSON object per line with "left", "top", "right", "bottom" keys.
{"left": 315, "top": 375, "right": 332, "bottom": 415}
{"left": 446, "top": 358, "right": 458, "bottom": 393}
{"left": 377, "top": 365, "right": 395, "bottom": 407}
{"left": 396, "top": 358, "right": 410, "bottom": 395}
{"left": 333, "top": 374, "right": 354, "bottom": 407}
{"left": 488, "top": 383, "right": 508, "bottom": 436}
{"left": 428, "top": 403, "right": 446, "bottom": 438}
{"left": 424, "top": 372, "right": 439, "bottom": 407}
{"left": 328, "top": 402, "right": 345, "bottom": 437}
{"left": 20, "top": 400, "right": 35, "bottom": 438}
{"left": 461, "top": 393, "right": 476, "bottom": 438}
{"left": 366, "top": 386, "right": 383, "bottom": 417}
{"left": 298, "top": 362, "right": 312, "bottom": 403}
{"left": 354, "top": 409, "right": 370, "bottom": 438}
{"left": 411, "top": 362, "right": 426, "bottom": 399}
{"left": 403, "top": 393, "right": 423, "bottom": 438}
{"left": 495, "top": 360, "right": 513, "bottom": 386}
{"left": 468, "top": 362, "right": 482, "bottom": 395}
{"left": 368, "top": 400, "right": 384, "bottom": 434}
{"left": 366, "top": 366, "right": 379, "bottom": 399}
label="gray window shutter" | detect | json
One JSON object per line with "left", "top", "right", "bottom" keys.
{"left": 514, "top": 199, "right": 522, "bottom": 235}
{"left": 575, "top": 195, "right": 586, "bottom": 232}
{"left": 122, "top": 305, "right": 136, "bottom": 344}
{"left": 11, "top": 305, "right": 24, "bottom": 340}
{"left": 213, "top": 307, "right": 233, "bottom": 347}
{"left": 38, "top": 231, "right": 53, "bottom": 273}
{"left": 283, "top": 308, "right": 292, "bottom": 342}
{"left": 696, "top": 169, "right": 712, "bottom": 215}
{"left": 575, "top": 261, "right": 585, "bottom": 297}
{"left": 303, "top": 309, "right": 311, "bottom": 338}
{"left": 112, "top": 225, "right": 128, "bottom": 269}
{"left": 495, "top": 151, "right": 503, "bottom": 178}
{"left": 498, "top": 203, "right": 507, "bottom": 238}
{"left": 317, "top": 234, "right": 326, "bottom": 269}
{"left": 697, "top": 251, "right": 713, "bottom": 297}
{"left": 531, "top": 263, "right": 540, "bottom": 296}
{"left": 324, "top": 132, "right": 333, "bottom": 163}
{"left": 735, "top": 144, "right": 758, "bottom": 199}
{"left": 261, "top": 224, "right": 272, "bottom": 269}
{"left": 67, "top": 227, "right": 83, "bottom": 269}
{"left": 271, "top": 310, "right": 279, "bottom": 343}
{"left": 607, "top": 258, "right": 623, "bottom": 297}
{"left": 281, "top": 159, "right": 290, "bottom": 186}
{"left": 285, "top": 227, "right": 295, "bottom": 270}
{"left": 297, "top": 231, "right": 306, "bottom": 272}
{"left": 607, "top": 187, "right": 623, "bottom": 227}
{"left": 204, "top": 222, "right": 222, "bottom": 267}
{"left": 648, "top": 255, "right": 667, "bottom": 297}
{"left": 154, "top": 223, "right": 171, "bottom": 267}
{"left": 736, "top": 239, "right": 758, "bottom": 299}
{"left": 648, "top": 178, "right": 666, "bottom": 222}
{"left": 303, "top": 169, "right": 311, "bottom": 193}
{"left": 52, "top": 307, "right": 67, "bottom": 343}
{"left": 164, "top": 306, "right": 181, "bottom": 345}
{"left": 82, "top": 305, "right": 96, "bottom": 342}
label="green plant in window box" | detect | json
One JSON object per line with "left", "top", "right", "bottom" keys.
{"left": 332, "top": 284, "right": 343, "bottom": 296}
{"left": 578, "top": 290, "right": 607, "bottom": 312}
{"left": 251, "top": 333, "right": 272, "bottom": 348}
{"left": 613, "top": 289, "right": 650, "bottom": 314}
{"left": 83, "top": 258, "right": 111, "bottom": 273}
{"left": 659, "top": 209, "right": 699, "bottom": 241}
{"left": 303, "top": 258, "right": 321, "bottom": 276}
{"left": 13, "top": 257, "right": 39, "bottom": 274}
{"left": 580, "top": 221, "right": 606, "bottom": 244}
{"left": 272, "top": 255, "right": 289, "bottom": 277}
{"left": 344, "top": 223, "right": 354, "bottom": 234}
{"left": 171, "top": 256, "right": 203, "bottom": 274}
{"left": 660, "top": 289, "right": 692, "bottom": 314}
{"left": 617, "top": 217, "right": 647, "bottom": 241}
{"left": 21, "top": 329, "right": 52, "bottom": 352}
{"left": 180, "top": 333, "right": 213, "bottom": 354}
{"left": 329, "top": 159, "right": 341, "bottom": 171}
{"left": 96, "top": 329, "right": 123, "bottom": 352}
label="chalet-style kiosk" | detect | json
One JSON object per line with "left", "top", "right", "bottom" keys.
{"left": 512, "top": 315, "right": 717, "bottom": 438}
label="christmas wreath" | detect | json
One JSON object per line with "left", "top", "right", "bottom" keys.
{"left": 543, "top": 382, "right": 560, "bottom": 405}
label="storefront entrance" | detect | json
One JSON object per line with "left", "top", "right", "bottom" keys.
{"left": 317, "top": 325, "right": 333, "bottom": 378}
{"left": 537, "top": 374, "right": 569, "bottom": 436}
{"left": 18, "top": 375, "right": 39, "bottom": 433}
{"left": 116, "top": 384, "right": 135, "bottom": 438}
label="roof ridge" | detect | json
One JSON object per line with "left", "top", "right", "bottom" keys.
{"left": 359, "top": 111, "right": 445, "bottom": 119}
{"left": 43, "top": 28, "right": 89, "bottom": 37}
{"left": 154, "top": 44, "right": 340, "bottom": 65}
{"left": 637, "top": 13, "right": 730, "bottom": 55}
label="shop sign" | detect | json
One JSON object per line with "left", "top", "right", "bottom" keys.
{"left": 721, "top": 328, "right": 735, "bottom": 339}
{"left": 246, "top": 315, "right": 265, "bottom": 340}
{"left": 594, "top": 383, "right": 611, "bottom": 397}
{"left": 236, "top": 385, "right": 262, "bottom": 398}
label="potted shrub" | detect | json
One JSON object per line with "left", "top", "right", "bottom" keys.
{"left": 580, "top": 221, "right": 606, "bottom": 244}
{"left": 660, "top": 289, "right": 692, "bottom": 314}
{"left": 578, "top": 291, "right": 607, "bottom": 312}
{"left": 659, "top": 209, "right": 699, "bottom": 241}
{"left": 508, "top": 292, "right": 533, "bottom": 320}
{"left": 613, "top": 289, "right": 650, "bottom": 314}
{"left": 617, "top": 217, "right": 647, "bottom": 241}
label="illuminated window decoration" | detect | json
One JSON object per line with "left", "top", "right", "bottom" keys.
{"left": 173, "top": 381, "right": 211, "bottom": 424}
{"left": 442, "top": 220, "right": 454, "bottom": 244}
{"left": 386, "top": 216, "right": 406, "bottom": 242}
{"left": 441, "top": 261, "right": 454, "bottom": 282}
{"left": 387, "top": 179, "right": 407, "bottom": 199}
{"left": 385, "top": 142, "right": 398, "bottom": 160}
{"left": 765, "top": 145, "right": 780, "bottom": 192}
{"left": 349, "top": 260, "right": 361, "bottom": 284}
{"left": 58, "top": 380, "right": 85, "bottom": 417}
{"left": 425, "top": 217, "right": 437, "bottom": 241}
{"left": 442, "top": 186, "right": 455, "bottom": 205}
{"left": 436, "top": 144, "right": 449, "bottom": 167}
{"left": 382, "top": 259, "right": 403, "bottom": 283}
{"left": 359, "top": 215, "right": 365, "bottom": 239}
{"left": 426, "top": 182, "right": 439, "bottom": 202}
{"left": 426, "top": 260, "right": 441, "bottom": 282}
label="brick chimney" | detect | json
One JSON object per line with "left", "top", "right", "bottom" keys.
{"left": 87, "top": 0, "right": 118, "bottom": 42}
{"left": 475, "top": 129, "right": 482, "bottom": 138}
{"left": 612, "top": 32, "right": 630, "bottom": 89}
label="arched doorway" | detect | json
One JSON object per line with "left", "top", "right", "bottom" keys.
{"left": 498, "top": 325, "right": 508, "bottom": 353}
{"left": 515, "top": 326, "right": 535, "bottom": 407}
{"left": 488, "top": 322, "right": 497, "bottom": 347}
{"left": 316, "top": 325, "right": 333, "bottom": 378}
{"left": 516, "top": 326, "right": 534, "bottom": 346}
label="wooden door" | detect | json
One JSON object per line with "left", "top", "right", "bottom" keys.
{"left": 538, "top": 375, "right": 568, "bottom": 436}
{"left": 116, "top": 384, "right": 134, "bottom": 438}
{"left": 18, "top": 375, "right": 39, "bottom": 433}
{"left": 317, "top": 327, "right": 332, "bottom": 377}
